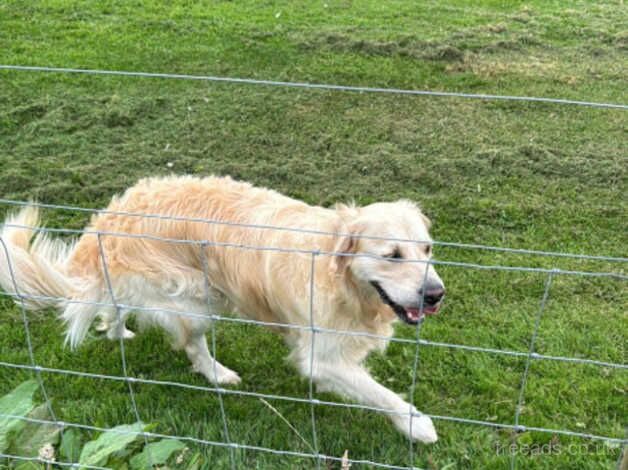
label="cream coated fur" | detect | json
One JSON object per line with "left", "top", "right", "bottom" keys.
{"left": 0, "top": 175, "right": 445, "bottom": 443}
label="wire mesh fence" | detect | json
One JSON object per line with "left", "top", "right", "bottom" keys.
{"left": 0, "top": 202, "right": 626, "bottom": 469}
{"left": 0, "top": 64, "right": 626, "bottom": 469}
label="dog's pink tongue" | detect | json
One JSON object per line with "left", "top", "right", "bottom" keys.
{"left": 423, "top": 305, "right": 440, "bottom": 315}
{"left": 405, "top": 308, "right": 424, "bottom": 321}
{"left": 406, "top": 305, "right": 440, "bottom": 320}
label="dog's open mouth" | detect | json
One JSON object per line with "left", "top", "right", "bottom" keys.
{"left": 370, "top": 281, "right": 441, "bottom": 325}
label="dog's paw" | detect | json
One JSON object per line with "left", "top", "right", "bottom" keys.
{"left": 394, "top": 412, "right": 438, "bottom": 443}
{"left": 216, "top": 367, "right": 242, "bottom": 385}
{"left": 106, "top": 327, "right": 136, "bottom": 341}
{"left": 121, "top": 329, "right": 136, "bottom": 339}
{"left": 197, "top": 363, "right": 242, "bottom": 386}
{"left": 95, "top": 321, "right": 109, "bottom": 332}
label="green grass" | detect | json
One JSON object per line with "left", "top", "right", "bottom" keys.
{"left": 0, "top": 1, "right": 626, "bottom": 468}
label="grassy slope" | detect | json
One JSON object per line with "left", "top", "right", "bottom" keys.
{"left": 0, "top": 1, "right": 626, "bottom": 469}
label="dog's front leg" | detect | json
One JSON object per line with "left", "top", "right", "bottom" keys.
{"left": 306, "top": 360, "right": 437, "bottom": 443}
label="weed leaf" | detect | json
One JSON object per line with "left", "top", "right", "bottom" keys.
{"left": 0, "top": 380, "right": 38, "bottom": 453}
{"left": 79, "top": 422, "right": 146, "bottom": 467}
{"left": 11, "top": 404, "right": 60, "bottom": 457}
{"left": 129, "top": 438, "right": 185, "bottom": 469}
{"left": 59, "top": 427, "right": 82, "bottom": 463}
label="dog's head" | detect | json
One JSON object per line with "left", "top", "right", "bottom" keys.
{"left": 333, "top": 200, "right": 445, "bottom": 324}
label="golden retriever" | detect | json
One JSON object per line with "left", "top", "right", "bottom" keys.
{"left": 0, "top": 175, "right": 445, "bottom": 443}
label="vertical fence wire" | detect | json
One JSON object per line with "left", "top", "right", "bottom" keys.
{"left": 308, "top": 251, "right": 321, "bottom": 468}
{"left": 199, "top": 242, "right": 237, "bottom": 469}
{"left": 617, "top": 427, "right": 628, "bottom": 470}
{"left": 96, "top": 233, "right": 153, "bottom": 468}
{"left": 407, "top": 265, "right": 430, "bottom": 468}
{"left": 0, "top": 236, "right": 57, "bottom": 423}
{"left": 510, "top": 271, "right": 555, "bottom": 470}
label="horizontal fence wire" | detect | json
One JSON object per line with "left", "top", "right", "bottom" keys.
{"left": 1, "top": 198, "right": 627, "bottom": 263}
{"left": 0, "top": 453, "right": 110, "bottom": 470}
{"left": 0, "top": 358, "right": 624, "bottom": 444}
{"left": 1, "top": 223, "right": 627, "bottom": 281}
{"left": 1, "top": 65, "right": 628, "bottom": 110}
{"left": 0, "top": 413, "right": 418, "bottom": 470}
{"left": 0, "top": 288, "right": 626, "bottom": 371}
{"left": 1, "top": 410, "right": 626, "bottom": 470}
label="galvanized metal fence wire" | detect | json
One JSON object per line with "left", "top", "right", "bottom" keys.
{"left": 0, "top": 211, "right": 626, "bottom": 469}
{"left": 0, "top": 65, "right": 626, "bottom": 468}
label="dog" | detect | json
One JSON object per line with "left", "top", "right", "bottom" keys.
{"left": 0, "top": 175, "right": 445, "bottom": 443}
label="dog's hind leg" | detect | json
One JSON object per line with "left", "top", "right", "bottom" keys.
{"left": 179, "top": 298, "right": 241, "bottom": 385}
{"left": 105, "top": 308, "right": 136, "bottom": 340}
{"left": 93, "top": 307, "right": 135, "bottom": 340}
{"left": 183, "top": 332, "right": 241, "bottom": 385}
{"left": 137, "top": 294, "right": 241, "bottom": 385}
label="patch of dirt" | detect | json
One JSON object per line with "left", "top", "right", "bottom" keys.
{"left": 450, "top": 145, "right": 623, "bottom": 185}
{"left": 481, "top": 34, "right": 542, "bottom": 53}
{"left": 445, "top": 54, "right": 558, "bottom": 80}
{"left": 510, "top": 6, "right": 536, "bottom": 24}
{"left": 298, "top": 33, "right": 464, "bottom": 62}
{"left": 104, "top": 109, "right": 135, "bottom": 128}
{"left": 612, "top": 31, "right": 628, "bottom": 50}
{"left": 3, "top": 103, "right": 48, "bottom": 128}
{"left": 298, "top": 25, "right": 544, "bottom": 63}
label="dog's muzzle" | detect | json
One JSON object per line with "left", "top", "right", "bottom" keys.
{"left": 370, "top": 281, "right": 444, "bottom": 324}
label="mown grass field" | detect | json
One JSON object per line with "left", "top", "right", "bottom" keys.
{"left": 0, "top": 1, "right": 626, "bottom": 469}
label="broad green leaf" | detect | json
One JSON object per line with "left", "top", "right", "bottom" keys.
{"left": 107, "top": 457, "right": 131, "bottom": 470}
{"left": 0, "top": 380, "right": 38, "bottom": 453}
{"left": 11, "top": 404, "right": 60, "bottom": 457}
{"left": 59, "top": 427, "right": 82, "bottom": 463}
{"left": 129, "top": 439, "right": 185, "bottom": 469}
{"left": 79, "top": 422, "right": 146, "bottom": 467}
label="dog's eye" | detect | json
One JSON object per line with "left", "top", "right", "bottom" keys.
{"left": 384, "top": 248, "right": 403, "bottom": 260}
{"left": 424, "top": 245, "right": 432, "bottom": 256}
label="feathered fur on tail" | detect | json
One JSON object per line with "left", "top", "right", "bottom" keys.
{"left": 0, "top": 206, "right": 74, "bottom": 309}
{"left": 0, "top": 206, "right": 100, "bottom": 348}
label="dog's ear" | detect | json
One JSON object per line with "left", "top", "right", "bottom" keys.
{"left": 330, "top": 221, "right": 362, "bottom": 275}
{"left": 419, "top": 212, "right": 431, "bottom": 230}
{"left": 330, "top": 203, "right": 363, "bottom": 274}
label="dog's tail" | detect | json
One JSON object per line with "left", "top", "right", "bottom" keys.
{"left": 0, "top": 206, "right": 100, "bottom": 348}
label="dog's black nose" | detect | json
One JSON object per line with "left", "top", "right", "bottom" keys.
{"left": 420, "top": 285, "right": 445, "bottom": 306}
